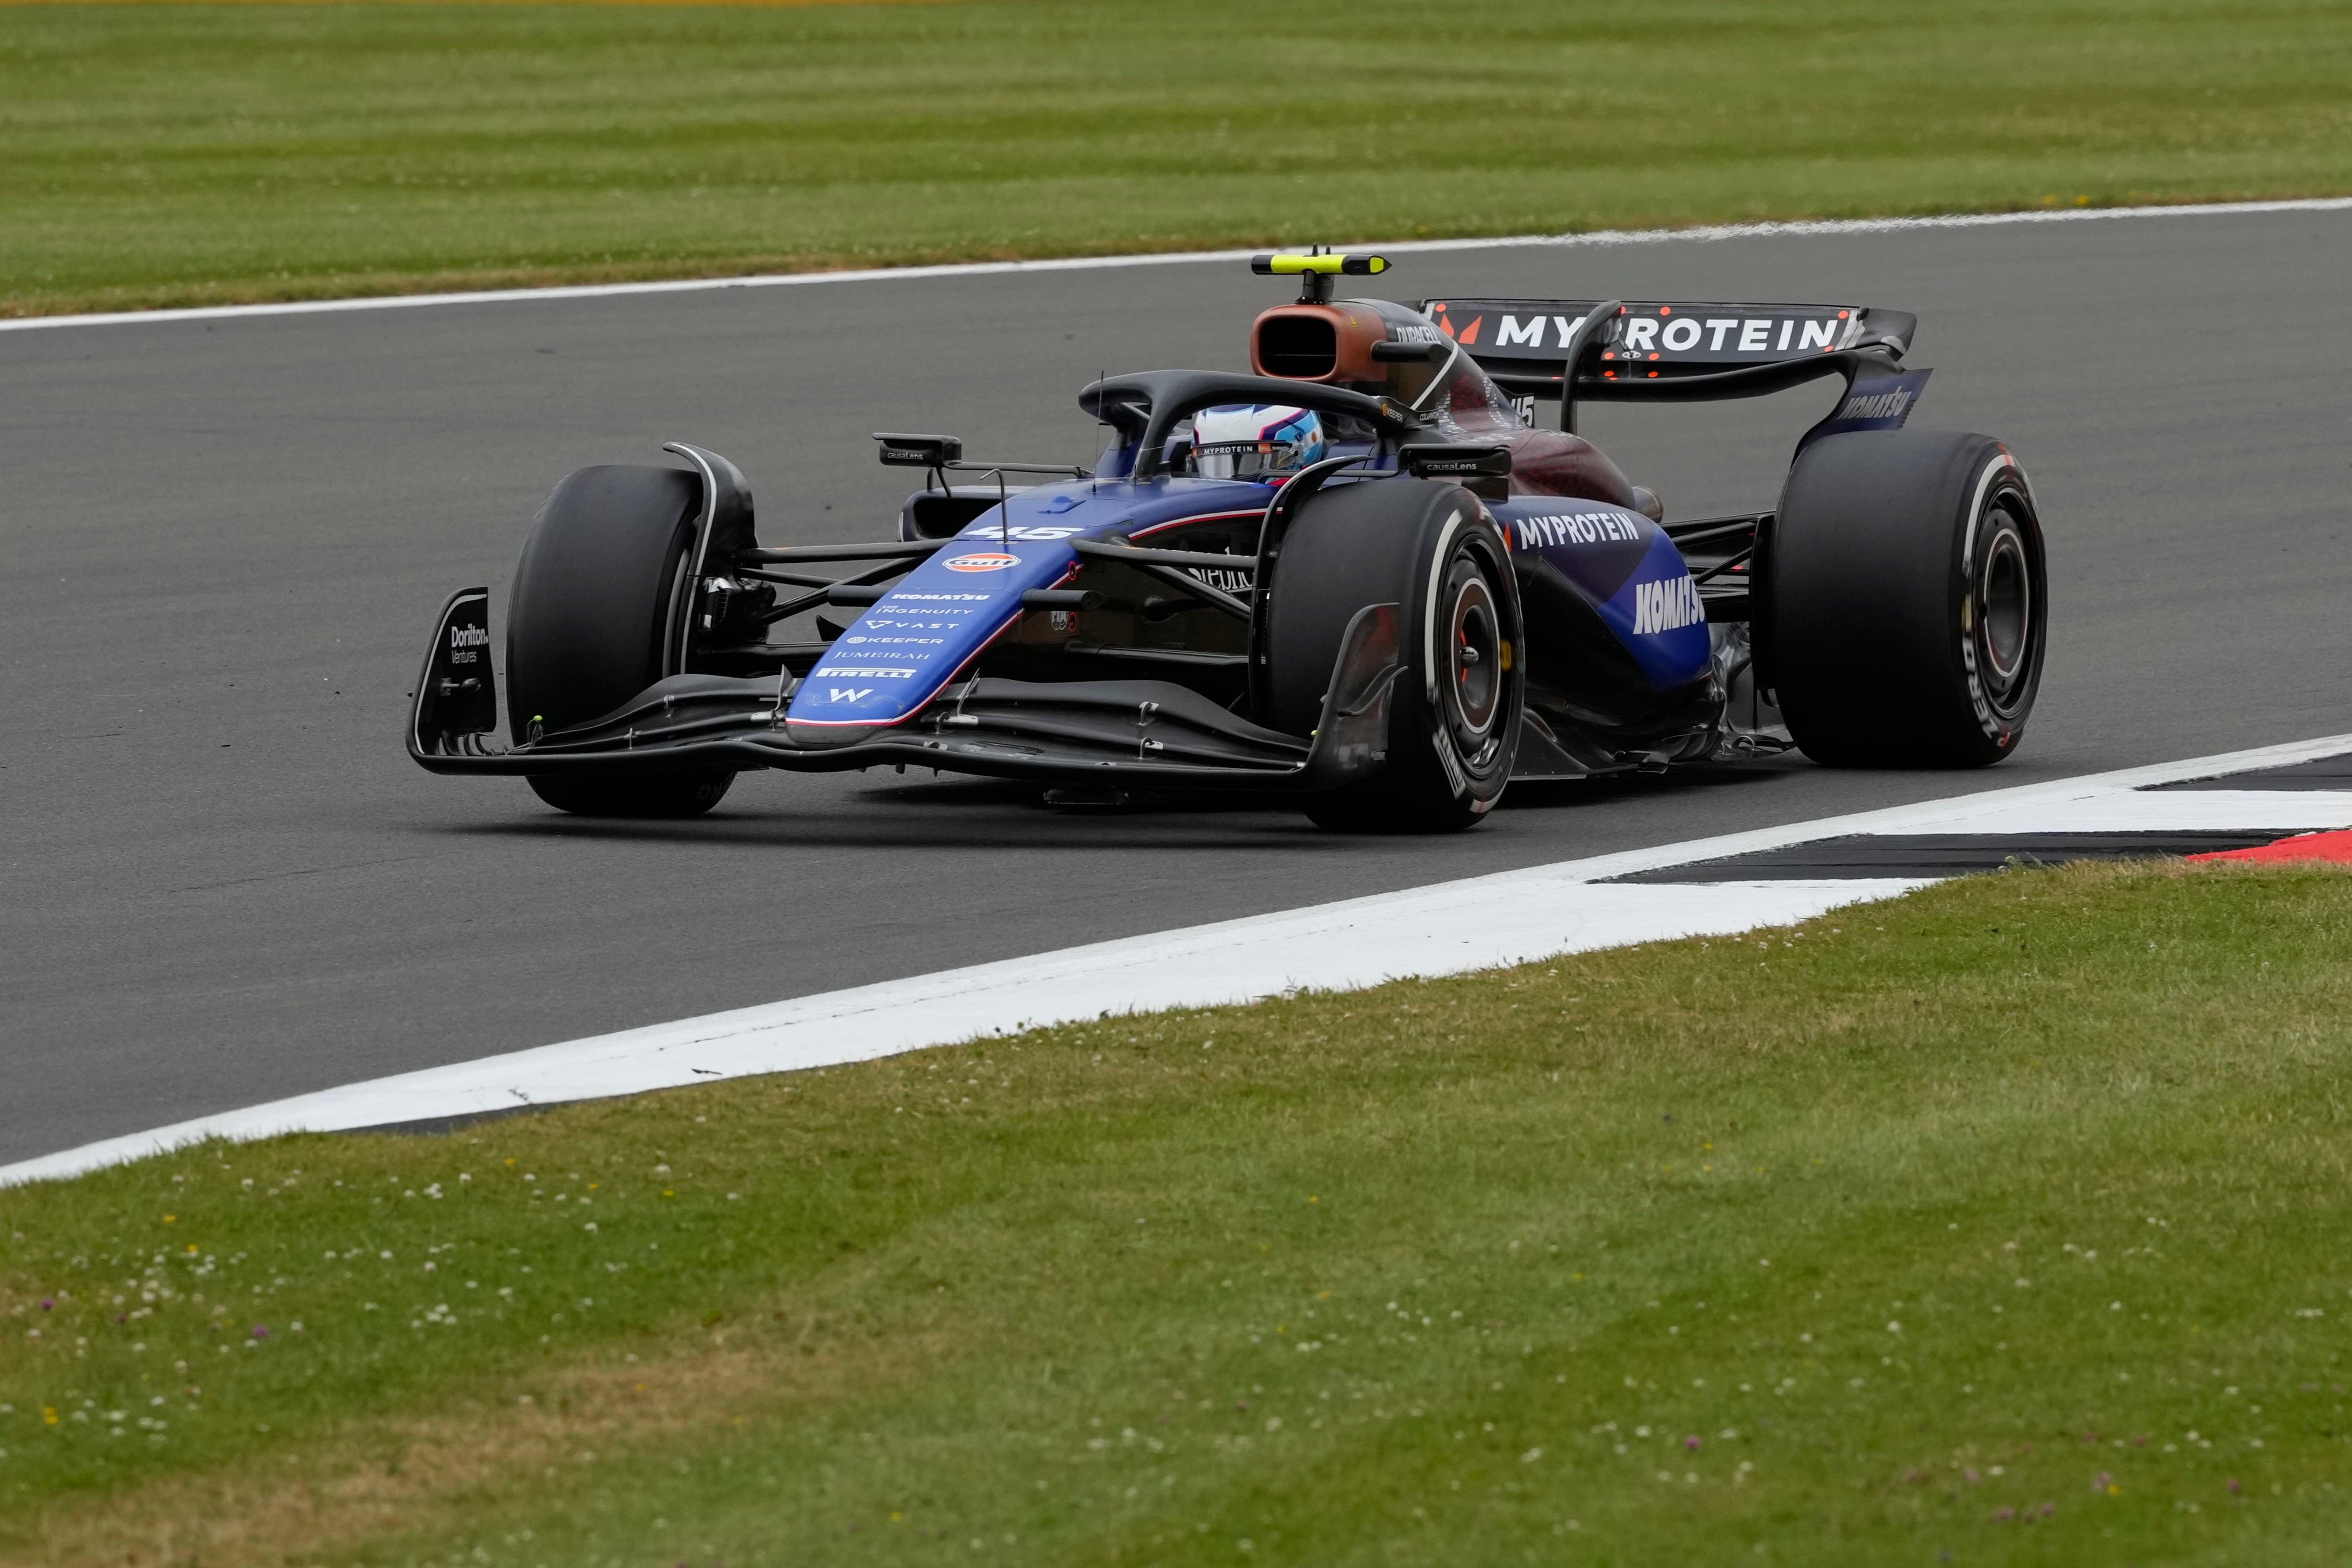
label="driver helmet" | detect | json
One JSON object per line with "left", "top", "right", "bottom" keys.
{"left": 1191, "top": 404, "right": 1325, "bottom": 482}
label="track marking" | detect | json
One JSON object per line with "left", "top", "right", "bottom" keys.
{"left": 2192, "top": 829, "right": 2352, "bottom": 865}
{"left": 6, "top": 731, "right": 2349, "bottom": 1187}
{"left": 4, "top": 198, "right": 2348, "bottom": 335}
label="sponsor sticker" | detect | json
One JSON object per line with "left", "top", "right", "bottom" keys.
{"left": 1494, "top": 312, "right": 1588, "bottom": 349}
{"left": 1795, "top": 368, "right": 1933, "bottom": 454}
{"left": 1185, "top": 565, "right": 1253, "bottom": 593}
{"left": 1631, "top": 574, "right": 1704, "bottom": 636}
{"left": 1510, "top": 511, "right": 1647, "bottom": 549}
{"left": 1427, "top": 299, "right": 1858, "bottom": 364}
{"left": 957, "top": 524, "right": 1082, "bottom": 541}
{"left": 944, "top": 553, "right": 1020, "bottom": 573}
{"left": 445, "top": 618, "right": 489, "bottom": 665}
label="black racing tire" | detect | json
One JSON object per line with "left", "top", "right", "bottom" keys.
{"left": 1264, "top": 477, "right": 1523, "bottom": 832}
{"left": 1767, "top": 428, "right": 2047, "bottom": 767}
{"left": 507, "top": 463, "right": 736, "bottom": 817}
{"left": 524, "top": 771, "right": 735, "bottom": 819}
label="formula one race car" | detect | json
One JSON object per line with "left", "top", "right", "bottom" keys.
{"left": 409, "top": 251, "right": 2047, "bottom": 831}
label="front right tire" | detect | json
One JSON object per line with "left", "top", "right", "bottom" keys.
{"left": 1262, "top": 476, "right": 1524, "bottom": 832}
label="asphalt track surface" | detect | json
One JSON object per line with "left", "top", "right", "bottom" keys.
{"left": 5, "top": 207, "right": 2349, "bottom": 1167}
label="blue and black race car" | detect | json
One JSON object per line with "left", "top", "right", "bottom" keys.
{"left": 409, "top": 252, "right": 2047, "bottom": 831}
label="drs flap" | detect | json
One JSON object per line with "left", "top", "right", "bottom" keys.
{"left": 1419, "top": 299, "right": 1918, "bottom": 391}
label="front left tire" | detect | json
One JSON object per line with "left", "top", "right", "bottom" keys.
{"left": 506, "top": 463, "right": 735, "bottom": 817}
{"left": 524, "top": 770, "right": 734, "bottom": 818}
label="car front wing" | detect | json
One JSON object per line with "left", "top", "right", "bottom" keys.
{"left": 406, "top": 588, "right": 1404, "bottom": 792}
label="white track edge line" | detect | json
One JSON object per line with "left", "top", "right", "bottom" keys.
{"left": 6, "top": 198, "right": 2350, "bottom": 334}
{"left": 6, "top": 730, "right": 2348, "bottom": 1190}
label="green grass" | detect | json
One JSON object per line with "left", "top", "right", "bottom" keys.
{"left": 2, "top": 0, "right": 2350, "bottom": 315}
{"left": 7, "top": 860, "right": 2352, "bottom": 1566}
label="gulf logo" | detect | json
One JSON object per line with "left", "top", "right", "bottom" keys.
{"left": 944, "top": 552, "right": 1019, "bottom": 573}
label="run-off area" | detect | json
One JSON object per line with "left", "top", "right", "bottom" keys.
{"left": 6, "top": 781, "right": 2351, "bottom": 1565}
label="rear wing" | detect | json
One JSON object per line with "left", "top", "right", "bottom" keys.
{"left": 1418, "top": 298, "right": 1917, "bottom": 403}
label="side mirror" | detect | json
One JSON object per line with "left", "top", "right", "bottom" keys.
{"left": 1399, "top": 442, "right": 1512, "bottom": 500}
{"left": 1371, "top": 340, "right": 1450, "bottom": 364}
{"left": 874, "top": 433, "right": 963, "bottom": 468}
{"left": 1399, "top": 442, "right": 1510, "bottom": 479}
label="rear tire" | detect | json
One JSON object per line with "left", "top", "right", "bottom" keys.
{"left": 1263, "top": 478, "right": 1523, "bottom": 832}
{"left": 507, "top": 463, "right": 737, "bottom": 817}
{"left": 1768, "top": 428, "right": 2047, "bottom": 767}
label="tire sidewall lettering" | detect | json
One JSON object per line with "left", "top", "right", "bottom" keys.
{"left": 1956, "top": 456, "right": 2041, "bottom": 744}
{"left": 1422, "top": 510, "right": 1521, "bottom": 803}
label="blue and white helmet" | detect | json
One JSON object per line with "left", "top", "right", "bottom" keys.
{"left": 1191, "top": 403, "right": 1325, "bottom": 483}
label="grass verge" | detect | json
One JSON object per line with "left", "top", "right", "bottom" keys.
{"left": 6, "top": 858, "right": 2352, "bottom": 1564}
{"left": 3, "top": 1, "right": 2351, "bottom": 316}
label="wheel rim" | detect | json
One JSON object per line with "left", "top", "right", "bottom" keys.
{"left": 1972, "top": 500, "right": 2035, "bottom": 713}
{"left": 1447, "top": 572, "right": 1502, "bottom": 739}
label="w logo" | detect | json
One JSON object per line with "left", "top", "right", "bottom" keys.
{"left": 827, "top": 687, "right": 875, "bottom": 703}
